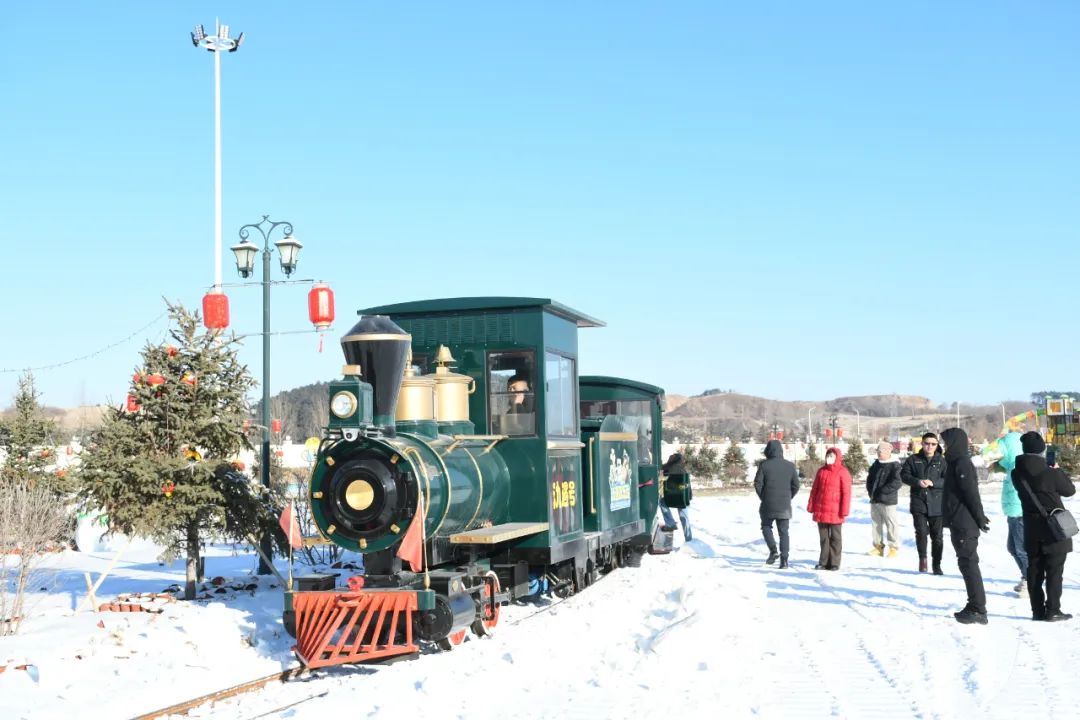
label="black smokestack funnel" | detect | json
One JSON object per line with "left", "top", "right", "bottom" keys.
{"left": 341, "top": 315, "right": 410, "bottom": 434}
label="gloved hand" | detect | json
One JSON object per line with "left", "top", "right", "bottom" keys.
{"left": 979, "top": 517, "right": 991, "bottom": 533}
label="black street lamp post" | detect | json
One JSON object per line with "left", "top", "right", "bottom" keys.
{"left": 231, "top": 216, "right": 302, "bottom": 575}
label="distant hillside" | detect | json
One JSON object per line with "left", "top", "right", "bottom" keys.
{"left": 261, "top": 382, "right": 330, "bottom": 442}
{"left": 0, "top": 404, "right": 109, "bottom": 440}
{"left": 666, "top": 392, "right": 1034, "bottom": 443}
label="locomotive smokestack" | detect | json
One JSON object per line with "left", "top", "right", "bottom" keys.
{"left": 341, "top": 315, "right": 410, "bottom": 435}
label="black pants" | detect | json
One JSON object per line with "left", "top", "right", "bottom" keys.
{"left": 913, "top": 512, "right": 944, "bottom": 566}
{"left": 762, "top": 518, "right": 790, "bottom": 558}
{"left": 1028, "top": 547, "right": 1068, "bottom": 615}
{"left": 817, "top": 523, "right": 843, "bottom": 569}
{"left": 950, "top": 532, "right": 986, "bottom": 614}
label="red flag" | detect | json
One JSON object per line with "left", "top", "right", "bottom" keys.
{"left": 279, "top": 502, "right": 303, "bottom": 550}
{"left": 396, "top": 493, "right": 425, "bottom": 572}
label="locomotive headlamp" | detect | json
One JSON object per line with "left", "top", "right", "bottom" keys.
{"left": 331, "top": 391, "right": 358, "bottom": 419}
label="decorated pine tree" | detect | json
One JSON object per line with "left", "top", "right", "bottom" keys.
{"left": 0, "top": 372, "right": 65, "bottom": 493}
{"left": 721, "top": 443, "right": 748, "bottom": 483}
{"left": 79, "top": 302, "right": 285, "bottom": 600}
{"left": 843, "top": 438, "right": 869, "bottom": 479}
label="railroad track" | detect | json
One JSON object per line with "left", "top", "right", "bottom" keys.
{"left": 131, "top": 666, "right": 309, "bottom": 720}
{"left": 130, "top": 593, "right": 576, "bottom": 719}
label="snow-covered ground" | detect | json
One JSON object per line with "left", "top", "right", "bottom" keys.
{"left": 4, "top": 485, "right": 1080, "bottom": 720}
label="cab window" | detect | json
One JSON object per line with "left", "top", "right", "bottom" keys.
{"left": 545, "top": 352, "right": 577, "bottom": 437}
{"left": 488, "top": 351, "right": 536, "bottom": 436}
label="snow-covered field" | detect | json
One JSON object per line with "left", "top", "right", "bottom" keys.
{"left": 4, "top": 486, "right": 1080, "bottom": 720}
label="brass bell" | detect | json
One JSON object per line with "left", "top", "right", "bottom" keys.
{"left": 433, "top": 345, "right": 456, "bottom": 367}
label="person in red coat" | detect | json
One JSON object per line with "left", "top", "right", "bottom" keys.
{"left": 807, "top": 447, "right": 852, "bottom": 570}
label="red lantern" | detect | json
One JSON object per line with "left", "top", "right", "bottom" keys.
{"left": 769, "top": 432, "right": 775, "bottom": 440}
{"left": 825, "top": 428, "right": 833, "bottom": 438}
{"left": 271, "top": 418, "right": 282, "bottom": 433}
{"left": 275, "top": 450, "right": 284, "bottom": 458}
{"left": 165, "top": 345, "right": 178, "bottom": 358}
{"left": 162, "top": 482, "right": 175, "bottom": 498}
{"left": 202, "top": 291, "right": 230, "bottom": 330}
{"left": 146, "top": 373, "right": 166, "bottom": 387}
{"left": 837, "top": 428, "right": 844, "bottom": 438}
{"left": 777, "top": 431, "right": 784, "bottom": 441}
{"left": 181, "top": 372, "right": 197, "bottom": 386}
{"left": 126, "top": 394, "right": 141, "bottom": 413}
{"left": 133, "top": 371, "right": 145, "bottom": 385}
{"left": 307, "top": 283, "right": 335, "bottom": 330}
{"left": 66, "top": 446, "right": 74, "bottom": 456}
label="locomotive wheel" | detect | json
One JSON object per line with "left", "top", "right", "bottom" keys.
{"left": 437, "top": 629, "right": 467, "bottom": 651}
{"left": 471, "top": 571, "right": 501, "bottom": 637}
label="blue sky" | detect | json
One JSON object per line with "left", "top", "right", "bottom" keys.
{"left": 2, "top": 2, "right": 1078, "bottom": 413}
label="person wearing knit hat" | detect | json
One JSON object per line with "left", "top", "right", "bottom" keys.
{"left": 902, "top": 432, "right": 948, "bottom": 574}
{"left": 1021, "top": 431, "right": 1047, "bottom": 455}
{"left": 866, "top": 441, "right": 904, "bottom": 557}
{"left": 1013, "top": 430, "right": 1076, "bottom": 622}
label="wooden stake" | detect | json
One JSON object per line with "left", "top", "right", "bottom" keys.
{"left": 84, "top": 573, "right": 99, "bottom": 612}
{"left": 245, "top": 535, "right": 288, "bottom": 587}
{"left": 80, "top": 537, "right": 133, "bottom": 612}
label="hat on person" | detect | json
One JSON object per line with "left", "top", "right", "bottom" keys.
{"left": 1020, "top": 431, "right": 1046, "bottom": 455}
{"left": 877, "top": 441, "right": 893, "bottom": 455}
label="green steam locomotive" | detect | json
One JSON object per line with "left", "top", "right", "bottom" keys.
{"left": 285, "top": 297, "right": 667, "bottom": 667}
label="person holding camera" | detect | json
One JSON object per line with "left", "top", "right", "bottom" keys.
{"left": 1013, "top": 431, "right": 1077, "bottom": 622}
{"left": 941, "top": 427, "right": 990, "bottom": 625}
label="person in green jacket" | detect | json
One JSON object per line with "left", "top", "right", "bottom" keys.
{"left": 997, "top": 432, "right": 1029, "bottom": 597}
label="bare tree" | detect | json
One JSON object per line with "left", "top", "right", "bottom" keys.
{"left": 0, "top": 481, "right": 68, "bottom": 635}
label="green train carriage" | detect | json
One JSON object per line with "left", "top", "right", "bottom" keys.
{"left": 286, "top": 297, "right": 670, "bottom": 667}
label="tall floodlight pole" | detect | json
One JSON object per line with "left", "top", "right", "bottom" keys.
{"left": 192, "top": 23, "right": 245, "bottom": 289}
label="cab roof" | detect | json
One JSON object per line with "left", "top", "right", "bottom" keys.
{"left": 358, "top": 297, "right": 605, "bottom": 328}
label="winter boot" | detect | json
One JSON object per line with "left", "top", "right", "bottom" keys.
{"left": 954, "top": 607, "right": 988, "bottom": 625}
{"left": 1018, "top": 583, "right": 1029, "bottom": 599}
{"left": 869, "top": 545, "right": 884, "bottom": 557}
{"left": 766, "top": 550, "right": 779, "bottom": 565}
{"left": 887, "top": 546, "right": 899, "bottom": 559}
{"left": 778, "top": 556, "right": 789, "bottom": 569}
{"left": 919, "top": 558, "right": 928, "bottom": 573}
{"left": 1045, "top": 611, "right": 1073, "bottom": 622}
{"left": 932, "top": 563, "right": 944, "bottom": 576}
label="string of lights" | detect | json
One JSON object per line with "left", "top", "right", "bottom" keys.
{"left": 0, "top": 311, "right": 170, "bottom": 374}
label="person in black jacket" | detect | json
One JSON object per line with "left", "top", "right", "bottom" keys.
{"left": 753, "top": 439, "right": 800, "bottom": 569}
{"left": 941, "top": 427, "right": 990, "bottom": 625}
{"left": 866, "top": 441, "right": 904, "bottom": 557}
{"left": 1013, "top": 431, "right": 1077, "bottom": 622}
{"left": 901, "top": 432, "right": 947, "bottom": 574}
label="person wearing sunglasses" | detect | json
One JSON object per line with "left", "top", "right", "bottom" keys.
{"left": 901, "top": 432, "right": 948, "bottom": 574}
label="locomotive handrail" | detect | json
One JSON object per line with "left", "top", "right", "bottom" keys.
{"left": 443, "top": 434, "right": 508, "bottom": 456}
{"left": 588, "top": 436, "right": 597, "bottom": 514}
{"left": 547, "top": 439, "right": 585, "bottom": 450}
